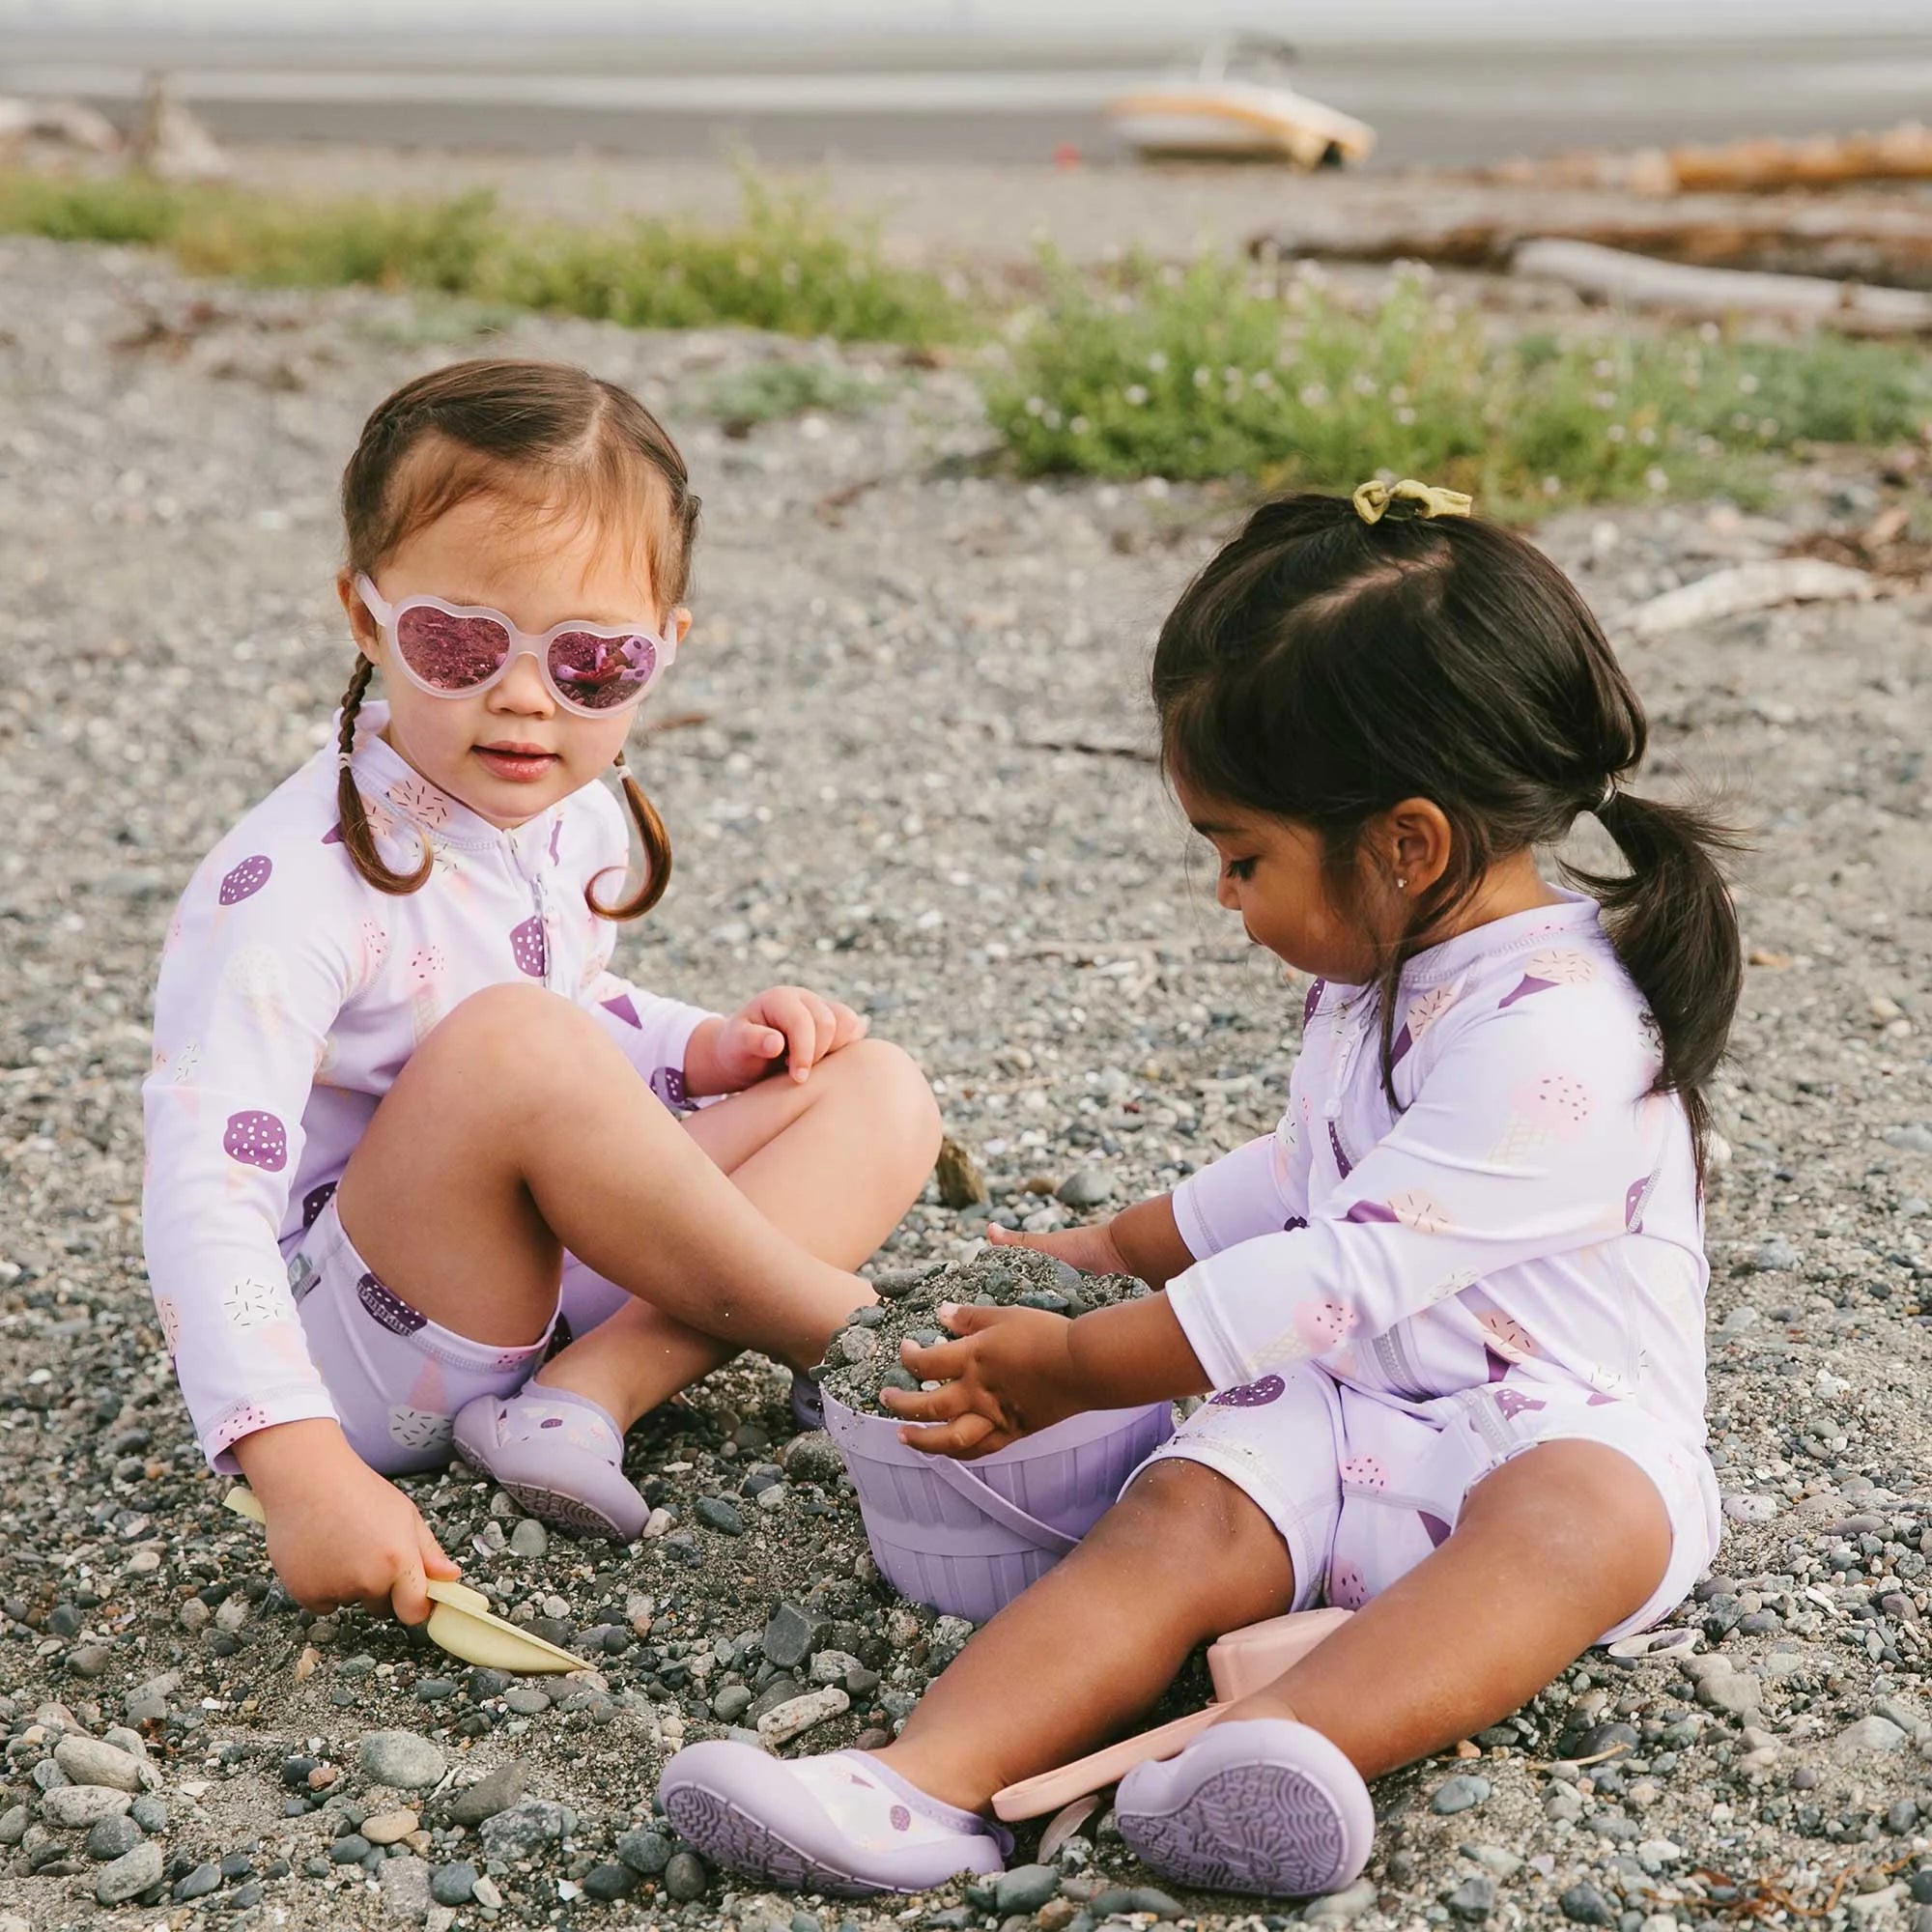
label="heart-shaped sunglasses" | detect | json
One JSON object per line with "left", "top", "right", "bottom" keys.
{"left": 355, "top": 575, "right": 675, "bottom": 719}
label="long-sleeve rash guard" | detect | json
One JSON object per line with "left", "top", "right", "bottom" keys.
{"left": 143, "top": 702, "right": 717, "bottom": 1471}
{"left": 1166, "top": 893, "right": 1708, "bottom": 1460}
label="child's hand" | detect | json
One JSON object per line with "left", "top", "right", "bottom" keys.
{"left": 882, "top": 1301, "right": 1083, "bottom": 1458}
{"left": 693, "top": 986, "right": 869, "bottom": 1093}
{"left": 235, "top": 1421, "right": 461, "bottom": 1624}
{"left": 986, "top": 1220, "right": 1129, "bottom": 1277}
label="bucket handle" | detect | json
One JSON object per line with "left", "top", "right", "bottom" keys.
{"left": 921, "top": 1450, "right": 1080, "bottom": 1557}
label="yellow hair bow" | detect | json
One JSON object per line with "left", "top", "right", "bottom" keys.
{"left": 1351, "top": 478, "right": 1474, "bottom": 526}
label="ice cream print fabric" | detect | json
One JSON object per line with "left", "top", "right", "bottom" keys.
{"left": 143, "top": 701, "right": 719, "bottom": 1473}
{"left": 1155, "top": 892, "right": 1720, "bottom": 1610}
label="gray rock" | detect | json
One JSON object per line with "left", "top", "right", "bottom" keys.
{"left": 1559, "top": 1883, "right": 1614, "bottom": 1924}
{"left": 379, "top": 1852, "right": 431, "bottom": 1922}
{"left": 713, "top": 1683, "right": 754, "bottom": 1722}
{"left": 583, "top": 1862, "right": 639, "bottom": 1900}
{"left": 781, "top": 1433, "right": 845, "bottom": 1488}
{"left": 94, "top": 1838, "right": 163, "bottom": 1906}
{"left": 329, "top": 1834, "right": 372, "bottom": 1863}
{"left": 617, "top": 1828, "right": 674, "bottom": 1874}
{"left": 696, "top": 1496, "right": 745, "bottom": 1535}
{"left": 1055, "top": 1169, "right": 1114, "bottom": 1208}
{"left": 509, "top": 1519, "right": 548, "bottom": 1559}
{"left": 1697, "top": 1672, "right": 1763, "bottom": 1718}
{"left": 502, "top": 1684, "right": 551, "bottom": 1715}
{"left": 41, "top": 1784, "right": 133, "bottom": 1828}
{"left": 1303, "top": 1878, "right": 1379, "bottom": 1924}
{"left": 762, "top": 1601, "right": 817, "bottom": 1671}
{"left": 1447, "top": 1875, "right": 1495, "bottom": 1921}
{"left": 1432, "top": 1774, "right": 1491, "bottom": 1815}
{"left": 1752, "top": 1237, "right": 1801, "bottom": 1272}
{"left": 1834, "top": 1716, "right": 1910, "bottom": 1759}
{"left": 54, "top": 1736, "right": 148, "bottom": 1792}
{"left": 664, "top": 1850, "right": 709, "bottom": 1901}
{"left": 0, "top": 1805, "right": 24, "bottom": 1847}
{"left": 173, "top": 1862, "right": 221, "bottom": 1901}
{"left": 430, "top": 1861, "right": 477, "bottom": 1906}
{"left": 445, "top": 1761, "right": 527, "bottom": 1826}
{"left": 68, "top": 1644, "right": 113, "bottom": 1678}
{"left": 993, "top": 1863, "right": 1060, "bottom": 1913}
{"left": 360, "top": 1730, "right": 446, "bottom": 1791}
{"left": 479, "top": 1799, "right": 567, "bottom": 1861}
{"left": 85, "top": 1812, "right": 144, "bottom": 1861}
{"left": 130, "top": 1795, "right": 168, "bottom": 1832}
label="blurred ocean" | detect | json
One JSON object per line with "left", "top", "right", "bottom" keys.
{"left": 4, "top": 1, "right": 1929, "bottom": 167}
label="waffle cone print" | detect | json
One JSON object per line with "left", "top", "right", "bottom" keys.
{"left": 387, "top": 776, "right": 450, "bottom": 828}
{"left": 1389, "top": 981, "right": 1462, "bottom": 1068}
{"left": 1475, "top": 1310, "right": 1538, "bottom": 1381}
{"left": 407, "top": 943, "right": 448, "bottom": 1046}
{"left": 220, "top": 943, "right": 288, "bottom": 1043}
{"left": 1488, "top": 1071, "right": 1592, "bottom": 1165}
{"left": 1497, "top": 947, "right": 1594, "bottom": 1010}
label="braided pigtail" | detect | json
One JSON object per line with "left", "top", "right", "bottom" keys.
{"left": 334, "top": 658, "right": 433, "bottom": 895}
{"left": 587, "top": 750, "right": 673, "bottom": 921}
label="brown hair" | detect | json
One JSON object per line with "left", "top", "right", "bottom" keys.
{"left": 1153, "top": 493, "right": 1744, "bottom": 1179}
{"left": 334, "top": 357, "right": 700, "bottom": 920}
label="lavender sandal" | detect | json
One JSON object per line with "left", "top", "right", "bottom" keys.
{"left": 659, "top": 1742, "right": 1009, "bottom": 1896}
{"left": 452, "top": 1385, "right": 646, "bottom": 1541}
{"left": 1114, "top": 1719, "right": 1374, "bottom": 1899}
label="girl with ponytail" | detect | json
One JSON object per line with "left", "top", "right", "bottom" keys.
{"left": 144, "top": 360, "right": 941, "bottom": 1625}
{"left": 660, "top": 480, "right": 1744, "bottom": 1905}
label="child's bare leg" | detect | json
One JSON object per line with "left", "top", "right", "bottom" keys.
{"left": 536, "top": 1037, "right": 943, "bottom": 1425}
{"left": 333, "top": 986, "right": 909, "bottom": 1374}
{"left": 1223, "top": 1441, "right": 1671, "bottom": 1777}
{"left": 877, "top": 1460, "right": 1297, "bottom": 1811}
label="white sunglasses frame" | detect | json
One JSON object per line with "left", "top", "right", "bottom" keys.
{"left": 354, "top": 573, "right": 676, "bottom": 719}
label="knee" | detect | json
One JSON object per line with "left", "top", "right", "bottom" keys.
{"left": 1110, "top": 1459, "right": 1265, "bottom": 1567}
{"left": 1471, "top": 1441, "right": 1672, "bottom": 1596}
{"left": 422, "top": 984, "right": 618, "bottom": 1090}
{"left": 830, "top": 1037, "right": 942, "bottom": 1164}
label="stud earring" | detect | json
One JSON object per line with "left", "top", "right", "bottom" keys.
{"left": 1396, "top": 876, "right": 1408, "bottom": 891}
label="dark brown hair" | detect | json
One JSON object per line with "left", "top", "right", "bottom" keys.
{"left": 1152, "top": 493, "right": 1744, "bottom": 1174}
{"left": 335, "top": 357, "right": 701, "bottom": 920}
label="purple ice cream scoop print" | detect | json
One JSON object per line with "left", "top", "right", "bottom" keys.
{"left": 223, "top": 1110, "right": 287, "bottom": 1173}
{"left": 1625, "top": 1173, "right": 1655, "bottom": 1233}
{"left": 218, "top": 855, "right": 272, "bottom": 905}
{"left": 651, "top": 1065, "right": 689, "bottom": 1111}
{"left": 1327, "top": 1122, "right": 1353, "bottom": 1180}
{"left": 356, "top": 1272, "right": 427, "bottom": 1336}
{"left": 1303, "top": 978, "right": 1327, "bottom": 1028}
{"left": 1211, "top": 1374, "right": 1286, "bottom": 1407}
{"left": 510, "top": 914, "right": 548, "bottom": 979}
{"left": 301, "top": 1180, "right": 337, "bottom": 1229}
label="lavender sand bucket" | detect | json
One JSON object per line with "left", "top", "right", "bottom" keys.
{"left": 821, "top": 1388, "right": 1175, "bottom": 1625}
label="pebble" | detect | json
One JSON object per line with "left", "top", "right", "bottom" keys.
{"left": 1055, "top": 1169, "right": 1114, "bottom": 1208}
{"left": 1835, "top": 1715, "right": 1911, "bottom": 1758}
{"left": 509, "top": 1518, "right": 549, "bottom": 1558}
{"left": 1302, "top": 1878, "right": 1379, "bottom": 1923}
{"left": 617, "top": 1828, "right": 674, "bottom": 1874}
{"left": 1696, "top": 1672, "right": 1762, "bottom": 1717}
{"left": 329, "top": 1835, "right": 372, "bottom": 1863}
{"left": 41, "top": 1783, "right": 133, "bottom": 1828}
{"left": 1446, "top": 1875, "right": 1495, "bottom": 1921}
{"left": 85, "top": 1811, "right": 144, "bottom": 1861}
{"left": 583, "top": 1862, "right": 639, "bottom": 1900}
{"left": 129, "top": 1794, "right": 167, "bottom": 1832}
{"left": 664, "top": 1849, "right": 709, "bottom": 1901}
{"left": 379, "top": 1853, "right": 431, "bottom": 1922}
{"left": 472, "top": 1875, "right": 504, "bottom": 1909}
{"left": 361, "top": 1805, "right": 420, "bottom": 1844}
{"left": 173, "top": 1862, "right": 221, "bottom": 1901}
{"left": 782, "top": 1434, "right": 846, "bottom": 1488}
{"left": 762, "top": 1601, "right": 818, "bottom": 1670}
{"left": 445, "top": 1760, "right": 528, "bottom": 1825}
{"left": 93, "top": 1838, "right": 163, "bottom": 1905}
{"left": 479, "top": 1798, "right": 568, "bottom": 1860}
{"left": 757, "top": 1686, "right": 851, "bottom": 1746}
{"left": 54, "top": 1736, "right": 149, "bottom": 1792}
{"left": 1559, "top": 1883, "right": 1615, "bottom": 1924}
{"left": 696, "top": 1496, "right": 746, "bottom": 1535}
{"left": 360, "top": 1729, "right": 446, "bottom": 1790}
{"left": 431, "top": 1861, "right": 478, "bottom": 1906}
{"left": 1432, "top": 1773, "right": 1491, "bottom": 1814}
{"left": 503, "top": 1683, "right": 551, "bottom": 1715}
{"left": 713, "top": 1683, "right": 754, "bottom": 1722}
{"left": 994, "top": 1863, "right": 1061, "bottom": 1913}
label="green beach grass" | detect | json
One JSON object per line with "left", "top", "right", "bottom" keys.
{"left": 5, "top": 169, "right": 1927, "bottom": 510}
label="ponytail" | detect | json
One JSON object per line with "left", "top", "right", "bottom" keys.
{"left": 334, "top": 658, "right": 433, "bottom": 896}
{"left": 1567, "top": 786, "right": 1745, "bottom": 1175}
{"left": 587, "top": 753, "right": 673, "bottom": 922}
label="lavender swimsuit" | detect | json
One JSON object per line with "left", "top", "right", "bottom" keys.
{"left": 142, "top": 701, "right": 718, "bottom": 1475}
{"left": 1138, "top": 894, "right": 1721, "bottom": 1640}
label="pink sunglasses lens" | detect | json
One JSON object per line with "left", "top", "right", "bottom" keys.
{"left": 549, "top": 632, "right": 659, "bottom": 712}
{"left": 395, "top": 607, "right": 511, "bottom": 691}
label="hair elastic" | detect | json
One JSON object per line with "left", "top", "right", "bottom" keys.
{"left": 1351, "top": 478, "right": 1474, "bottom": 526}
{"left": 337, "top": 750, "right": 354, "bottom": 770}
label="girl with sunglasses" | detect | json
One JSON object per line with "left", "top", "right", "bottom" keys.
{"left": 142, "top": 359, "right": 940, "bottom": 1628}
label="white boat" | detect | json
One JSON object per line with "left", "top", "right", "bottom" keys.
{"left": 1105, "top": 36, "right": 1376, "bottom": 167}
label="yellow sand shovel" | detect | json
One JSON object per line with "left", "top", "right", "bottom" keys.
{"left": 222, "top": 1485, "right": 582, "bottom": 1675}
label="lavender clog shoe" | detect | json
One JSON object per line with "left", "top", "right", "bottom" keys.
{"left": 1114, "top": 1718, "right": 1374, "bottom": 1898}
{"left": 452, "top": 1385, "right": 647, "bottom": 1541}
{"left": 659, "top": 1741, "right": 1009, "bottom": 1897}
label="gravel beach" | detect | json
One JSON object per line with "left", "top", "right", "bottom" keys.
{"left": 1, "top": 229, "right": 1931, "bottom": 1932}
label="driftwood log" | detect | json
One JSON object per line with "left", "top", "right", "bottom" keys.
{"left": 1512, "top": 239, "right": 1932, "bottom": 336}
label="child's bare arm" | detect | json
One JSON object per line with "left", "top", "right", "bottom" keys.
{"left": 986, "top": 1190, "right": 1196, "bottom": 1291}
